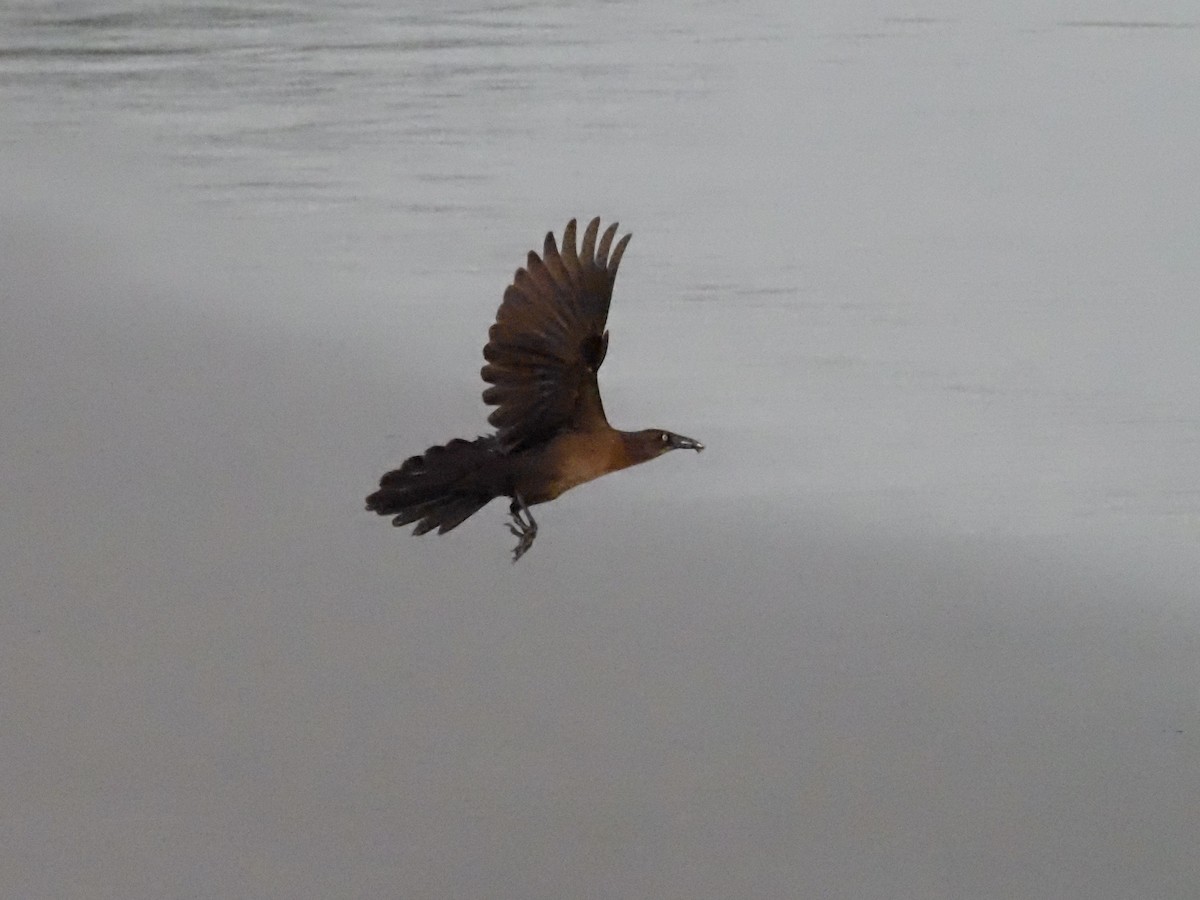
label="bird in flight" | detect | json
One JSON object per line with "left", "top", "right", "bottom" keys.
{"left": 366, "top": 217, "right": 703, "bottom": 561}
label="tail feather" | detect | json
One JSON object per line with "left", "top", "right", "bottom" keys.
{"left": 366, "top": 435, "right": 501, "bottom": 535}
{"left": 415, "top": 495, "right": 491, "bottom": 535}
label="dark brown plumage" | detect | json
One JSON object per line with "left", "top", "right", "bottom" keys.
{"left": 366, "top": 217, "right": 703, "bottom": 561}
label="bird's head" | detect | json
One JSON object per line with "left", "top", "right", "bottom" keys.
{"left": 625, "top": 428, "right": 705, "bottom": 463}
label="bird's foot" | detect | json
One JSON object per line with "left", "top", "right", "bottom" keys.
{"left": 506, "top": 494, "right": 538, "bottom": 563}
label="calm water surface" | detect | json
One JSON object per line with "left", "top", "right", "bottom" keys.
{"left": 5, "top": 0, "right": 1198, "bottom": 538}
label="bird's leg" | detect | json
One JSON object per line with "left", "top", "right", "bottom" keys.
{"left": 506, "top": 493, "right": 538, "bottom": 562}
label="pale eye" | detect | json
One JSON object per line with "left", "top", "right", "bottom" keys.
{"left": 660, "top": 432, "right": 670, "bottom": 442}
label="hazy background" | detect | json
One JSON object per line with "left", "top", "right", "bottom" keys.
{"left": 2, "top": 2, "right": 1198, "bottom": 897}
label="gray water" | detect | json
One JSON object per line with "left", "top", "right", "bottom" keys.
{"left": 3, "top": 2, "right": 1198, "bottom": 898}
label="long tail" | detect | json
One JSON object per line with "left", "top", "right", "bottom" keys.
{"left": 366, "top": 435, "right": 502, "bottom": 535}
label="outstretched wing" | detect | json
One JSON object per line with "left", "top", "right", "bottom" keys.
{"left": 481, "top": 217, "right": 632, "bottom": 453}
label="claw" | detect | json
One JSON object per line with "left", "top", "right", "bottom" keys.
{"left": 507, "top": 493, "right": 538, "bottom": 562}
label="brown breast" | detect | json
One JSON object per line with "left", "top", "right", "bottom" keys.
{"left": 536, "top": 429, "right": 631, "bottom": 502}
